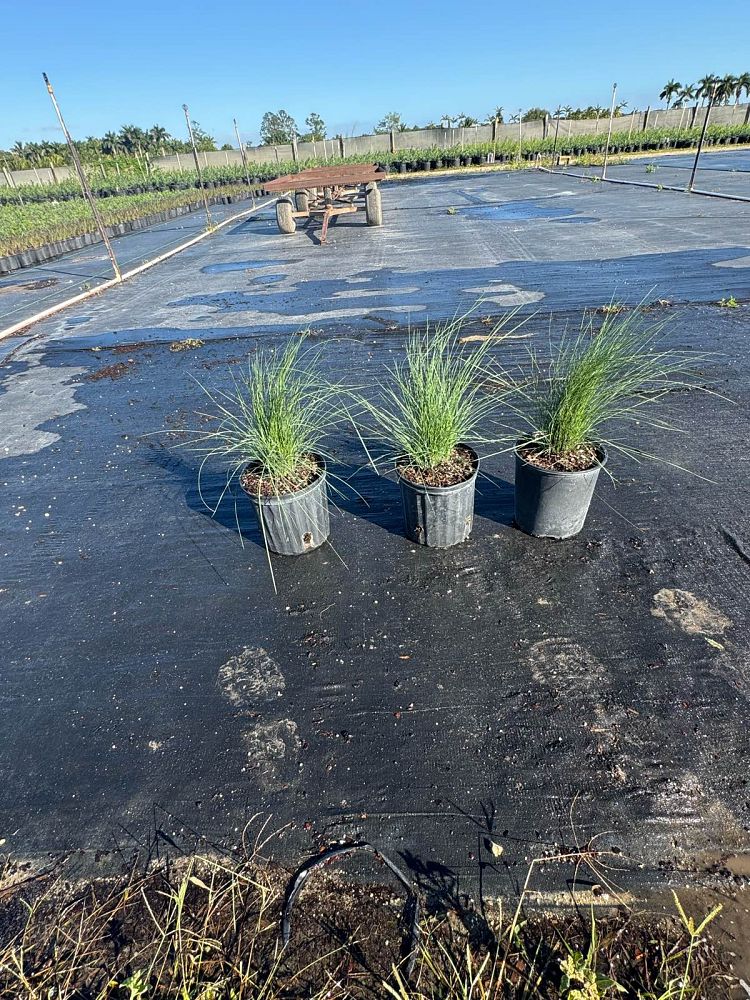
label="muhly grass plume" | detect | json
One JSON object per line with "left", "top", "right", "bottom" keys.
{"left": 506, "top": 307, "right": 710, "bottom": 462}
{"left": 354, "top": 308, "right": 523, "bottom": 472}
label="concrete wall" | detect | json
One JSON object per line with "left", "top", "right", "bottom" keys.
{"left": 3, "top": 103, "right": 749, "bottom": 187}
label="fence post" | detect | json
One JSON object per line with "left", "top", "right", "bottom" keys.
{"left": 643, "top": 106, "right": 650, "bottom": 131}
{"left": 291, "top": 137, "right": 298, "bottom": 162}
{"left": 182, "top": 104, "right": 213, "bottom": 230}
{"left": 602, "top": 82, "right": 617, "bottom": 180}
{"left": 687, "top": 85, "right": 716, "bottom": 192}
{"left": 390, "top": 128, "right": 395, "bottom": 153}
{"left": 339, "top": 135, "right": 344, "bottom": 157}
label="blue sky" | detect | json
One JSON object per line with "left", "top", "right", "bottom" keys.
{"left": 2, "top": 0, "right": 747, "bottom": 148}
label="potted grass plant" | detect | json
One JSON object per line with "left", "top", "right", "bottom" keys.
{"left": 191, "top": 336, "right": 341, "bottom": 558}
{"left": 354, "top": 313, "right": 512, "bottom": 548}
{"left": 506, "top": 309, "right": 706, "bottom": 539}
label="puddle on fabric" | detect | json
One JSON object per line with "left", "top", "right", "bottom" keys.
{"left": 201, "top": 259, "right": 288, "bottom": 274}
{"left": 459, "top": 200, "right": 596, "bottom": 223}
{"left": 249, "top": 273, "right": 286, "bottom": 285}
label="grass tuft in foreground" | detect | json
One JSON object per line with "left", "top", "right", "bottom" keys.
{"left": 0, "top": 842, "right": 733, "bottom": 999}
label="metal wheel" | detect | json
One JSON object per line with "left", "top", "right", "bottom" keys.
{"left": 275, "top": 198, "right": 296, "bottom": 234}
{"left": 295, "top": 190, "right": 310, "bottom": 213}
{"left": 365, "top": 183, "right": 383, "bottom": 227}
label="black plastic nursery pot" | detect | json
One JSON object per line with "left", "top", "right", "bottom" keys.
{"left": 398, "top": 445, "right": 479, "bottom": 548}
{"left": 514, "top": 445, "right": 607, "bottom": 540}
{"left": 242, "top": 455, "right": 330, "bottom": 557}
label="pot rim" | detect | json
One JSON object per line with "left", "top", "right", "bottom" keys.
{"left": 514, "top": 442, "right": 608, "bottom": 477}
{"left": 242, "top": 453, "right": 326, "bottom": 505}
{"left": 397, "top": 443, "right": 479, "bottom": 493}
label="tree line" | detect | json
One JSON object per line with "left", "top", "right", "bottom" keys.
{"left": 3, "top": 73, "right": 749, "bottom": 171}
{"left": 659, "top": 73, "right": 750, "bottom": 108}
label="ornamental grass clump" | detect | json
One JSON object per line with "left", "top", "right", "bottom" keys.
{"left": 356, "top": 311, "right": 516, "bottom": 487}
{"left": 191, "top": 335, "right": 342, "bottom": 503}
{"left": 510, "top": 307, "right": 706, "bottom": 472}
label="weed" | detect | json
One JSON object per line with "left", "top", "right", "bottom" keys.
{"left": 0, "top": 845, "right": 732, "bottom": 999}
{"left": 646, "top": 163, "right": 658, "bottom": 174}
{"left": 717, "top": 296, "right": 739, "bottom": 308}
{"left": 446, "top": 206, "right": 457, "bottom": 215}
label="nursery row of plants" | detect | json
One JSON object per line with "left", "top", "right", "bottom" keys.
{"left": 4, "top": 121, "right": 749, "bottom": 209}
{"left": 0, "top": 182, "right": 251, "bottom": 256}
{"left": 190, "top": 307, "right": 711, "bottom": 576}
{"left": 0, "top": 164, "right": 262, "bottom": 207}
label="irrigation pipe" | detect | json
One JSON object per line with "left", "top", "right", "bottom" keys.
{"left": 281, "top": 841, "right": 420, "bottom": 980}
{"left": 537, "top": 166, "right": 750, "bottom": 204}
{"left": 0, "top": 195, "right": 277, "bottom": 343}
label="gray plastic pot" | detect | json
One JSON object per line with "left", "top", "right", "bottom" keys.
{"left": 514, "top": 445, "right": 607, "bottom": 539}
{"left": 243, "top": 455, "right": 329, "bottom": 556}
{"left": 398, "top": 446, "right": 479, "bottom": 548}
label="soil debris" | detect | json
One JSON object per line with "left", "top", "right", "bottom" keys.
{"left": 86, "top": 361, "right": 132, "bottom": 381}
{"left": 169, "top": 337, "right": 205, "bottom": 352}
{"left": 218, "top": 647, "right": 285, "bottom": 706}
{"left": 651, "top": 588, "right": 731, "bottom": 636}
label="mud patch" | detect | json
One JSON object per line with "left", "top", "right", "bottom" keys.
{"left": 218, "top": 647, "right": 285, "bottom": 707}
{"left": 646, "top": 770, "right": 747, "bottom": 852}
{"left": 242, "top": 718, "right": 300, "bottom": 785}
{"left": 527, "top": 638, "right": 630, "bottom": 769}
{"left": 87, "top": 361, "right": 133, "bottom": 381}
{"left": 528, "top": 637, "right": 609, "bottom": 696}
{"left": 651, "top": 588, "right": 731, "bottom": 636}
{"left": 0, "top": 277, "right": 59, "bottom": 294}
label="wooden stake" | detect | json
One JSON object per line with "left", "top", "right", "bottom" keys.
{"left": 43, "top": 72, "right": 121, "bottom": 281}
{"left": 182, "top": 103, "right": 213, "bottom": 229}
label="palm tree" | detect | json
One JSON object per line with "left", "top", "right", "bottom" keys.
{"left": 118, "top": 124, "right": 148, "bottom": 153}
{"left": 660, "top": 80, "right": 681, "bottom": 108}
{"left": 675, "top": 84, "right": 696, "bottom": 108}
{"left": 561, "top": 105, "right": 573, "bottom": 119}
{"left": 149, "top": 125, "right": 169, "bottom": 153}
{"left": 717, "top": 74, "right": 738, "bottom": 105}
{"left": 696, "top": 75, "right": 720, "bottom": 105}
{"left": 736, "top": 72, "right": 750, "bottom": 103}
{"left": 101, "top": 131, "right": 121, "bottom": 155}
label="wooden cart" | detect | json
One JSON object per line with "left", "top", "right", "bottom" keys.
{"left": 263, "top": 164, "right": 386, "bottom": 243}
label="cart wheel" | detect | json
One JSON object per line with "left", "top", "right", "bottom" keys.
{"left": 365, "top": 183, "right": 383, "bottom": 227}
{"left": 295, "top": 190, "right": 310, "bottom": 213}
{"left": 276, "top": 198, "right": 296, "bottom": 234}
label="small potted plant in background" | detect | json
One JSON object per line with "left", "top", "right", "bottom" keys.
{"left": 507, "top": 308, "right": 707, "bottom": 539}
{"left": 354, "top": 312, "right": 514, "bottom": 548}
{"left": 190, "top": 336, "right": 341, "bottom": 559}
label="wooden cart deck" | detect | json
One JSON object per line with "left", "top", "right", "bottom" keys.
{"left": 264, "top": 164, "right": 386, "bottom": 243}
